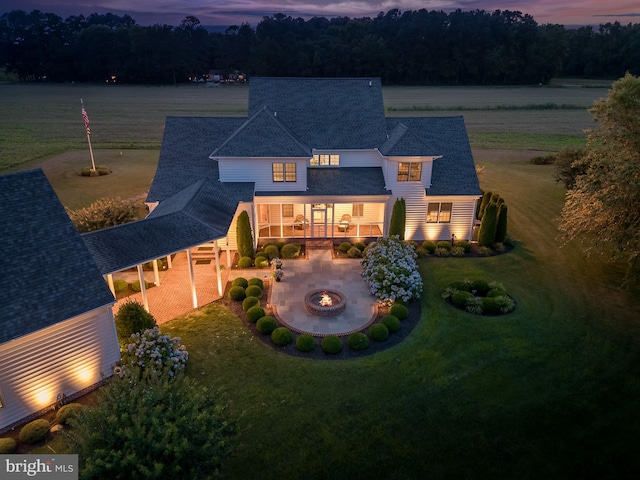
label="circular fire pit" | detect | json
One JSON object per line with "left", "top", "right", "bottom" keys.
{"left": 304, "top": 289, "right": 347, "bottom": 317}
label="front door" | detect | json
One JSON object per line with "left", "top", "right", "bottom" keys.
{"left": 311, "top": 204, "right": 327, "bottom": 237}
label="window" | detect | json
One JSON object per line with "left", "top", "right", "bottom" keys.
{"left": 352, "top": 203, "right": 364, "bottom": 217}
{"left": 311, "top": 154, "right": 339, "bottom": 166}
{"left": 426, "top": 202, "right": 452, "bottom": 223}
{"left": 273, "top": 163, "right": 296, "bottom": 182}
{"left": 282, "top": 204, "right": 293, "bottom": 217}
{"left": 398, "top": 162, "right": 422, "bottom": 181}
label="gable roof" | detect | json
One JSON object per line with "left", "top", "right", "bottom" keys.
{"left": 379, "top": 122, "right": 439, "bottom": 157}
{"left": 0, "top": 169, "right": 115, "bottom": 344}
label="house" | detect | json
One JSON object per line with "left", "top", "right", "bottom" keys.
{"left": 0, "top": 169, "right": 120, "bottom": 433}
{"left": 147, "top": 77, "right": 481, "bottom": 248}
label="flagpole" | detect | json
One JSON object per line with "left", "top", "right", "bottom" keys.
{"left": 81, "top": 98, "right": 96, "bottom": 171}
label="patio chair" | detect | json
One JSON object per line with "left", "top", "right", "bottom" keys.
{"left": 337, "top": 214, "right": 351, "bottom": 232}
{"left": 293, "top": 214, "right": 309, "bottom": 229}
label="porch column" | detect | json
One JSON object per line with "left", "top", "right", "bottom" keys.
{"left": 136, "top": 264, "right": 149, "bottom": 312}
{"left": 356, "top": 213, "right": 361, "bottom": 237}
{"left": 280, "top": 204, "right": 284, "bottom": 238}
{"left": 106, "top": 274, "right": 115, "bottom": 297}
{"left": 166, "top": 254, "right": 172, "bottom": 269}
{"left": 186, "top": 249, "right": 198, "bottom": 308}
{"left": 152, "top": 259, "right": 160, "bottom": 286}
{"left": 214, "top": 240, "right": 223, "bottom": 296}
{"left": 303, "top": 204, "right": 307, "bottom": 240}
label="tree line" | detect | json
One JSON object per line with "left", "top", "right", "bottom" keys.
{"left": 1, "top": 8, "right": 639, "bottom": 85}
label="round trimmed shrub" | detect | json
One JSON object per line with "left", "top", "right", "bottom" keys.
{"left": 246, "top": 306, "right": 266, "bottom": 323}
{"left": 281, "top": 243, "right": 301, "bottom": 259}
{"left": 451, "top": 246, "right": 466, "bottom": 257}
{"left": 347, "top": 246, "right": 362, "bottom": 258}
{"left": 422, "top": 241, "right": 437, "bottom": 253}
{"left": 276, "top": 241, "right": 286, "bottom": 250}
{"left": 19, "top": 419, "right": 50, "bottom": 444}
{"left": 256, "top": 316, "right": 278, "bottom": 334}
{"left": 456, "top": 240, "right": 472, "bottom": 253}
{"left": 487, "top": 288, "right": 507, "bottom": 298}
{"left": 354, "top": 242, "right": 366, "bottom": 251}
{"left": 470, "top": 280, "right": 491, "bottom": 296}
{"left": 339, "top": 242, "right": 352, "bottom": 253}
{"left": 131, "top": 279, "right": 151, "bottom": 292}
{"left": 263, "top": 244, "right": 280, "bottom": 260}
{"left": 369, "top": 323, "right": 389, "bottom": 342}
{"left": 271, "top": 327, "right": 293, "bottom": 346}
{"left": 245, "top": 285, "right": 263, "bottom": 299}
{"left": 248, "top": 277, "right": 264, "bottom": 289}
{"left": 407, "top": 240, "right": 419, "bottom": 251}
{"left": 434, "top": 247, "right": 451, "bottom": 257}
{"left": 238, "top": 256, "right": 253, "bottom": 268}
{"left": 113, "top": 279, "right": 128, "bottom": 293}
{"left": 144, "top": 259, "right": 163, "bottom": 270}
{"left": 389, "top": 303, "right": 409, "bottom": 320}
{"left": 436, "top": 240, "right": 452, "bottom": 251}
{"left": 242, "top": 296, "right": 260, "bottom": 311}
{"left": 381, "top": 315, "right": 401, "bottom": 333}
{"left": 296, "top": 334, "right": 316, "bottom": 352}
{"left": 115, "top": 300, "right": 157, "bottom": 341}
{"left": 452, "top": 290, "right": 474, "bottom": 308}
{"left": 232, "top": 277, "right": 248, "bottom": 288}
{"left": 228, "top": 285, "right": 246, "bottom": 301}
{"left": 0, "top": 438, "right": 18, "bottom": 453}
{"left": 254, "top": 256, "right": 269, "bottom": 268}
{"left": 321, "top": 335, "right": 343, "bottom": 354}
{"left": 56, "top": 403, "right": 83, "bottom": 425}
{"left": 482, "top": 296, "right": 501, "bottom": 315}
{"left": 347, "top": 332, "right": 369, "bottom": 351}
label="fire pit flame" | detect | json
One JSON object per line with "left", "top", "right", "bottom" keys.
{"left": 319, "top": 291, "right": 333, "bottom": 306}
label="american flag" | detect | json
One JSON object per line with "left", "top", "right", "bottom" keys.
{"left": 81, "top": 99, "right": 90, "bottom": 134}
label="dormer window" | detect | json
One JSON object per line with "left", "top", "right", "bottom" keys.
{"left": 310, "top": 154, "right": 340, "bottom": 166}
{"left": 398, "top": 162, "right": 422, "bottom": 181}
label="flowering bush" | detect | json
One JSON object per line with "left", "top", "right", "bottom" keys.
{"left": 122, "top": 326, "right": 188, "bottom": 377}
{"left": 360, "top": 235, "right": 423, "bottom": 303}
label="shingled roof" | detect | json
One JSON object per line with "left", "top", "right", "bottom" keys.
{"left": 0, "top": 169, "right": 115, "bottom": 344}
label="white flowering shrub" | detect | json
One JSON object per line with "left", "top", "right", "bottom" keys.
{"left": 122, "top": 326, "right": 188, "bottom": 377}
{"left": 360, "top": 236, "right": 423, "bottom": 303}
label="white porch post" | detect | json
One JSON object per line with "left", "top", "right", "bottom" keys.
{"left": 186, "top": 249, "right": 198, "bottom": 308}
{"left": 166, "top": 254, "right": 172, "bottom": 269}
{"left": 303, "top": 204, "right": 307, "bottom": 240}
{"left": 280, "top": 203, "right": 284, "bottom": 238}
{"left": 356, "top": 211, "right": 361, "bottom": 237}
{"left": 106, "top": 274, "right": 115, "bottom": 297}
{"left": 214, "top": 240, "right": 223, "bottom": 296}
{"left": 136, "top": 264, "right": 149, "bottom": 312}
{"left": 152, "top": 259, "right": 160, "bottom": 286}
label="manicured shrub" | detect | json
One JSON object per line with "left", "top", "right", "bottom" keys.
{"left": 67, "top": 196, "right": 138, "bottom": 233}
{"left": 452, "top": 290, "right": 474, "bottom": 308}
{"left": 456, "top": 240, "right": 472, "bottom": 253}
{"left": 131, "top": 279, "right": 152, "bottom": 292}
{"left": 262, "top": 244, "right": 280, "bottom": 260}
{"left": 478, "top": 201, "right": 498, "bottom": 247}
{"left": 246, "top": 306, "right": 266, "bottom": 323}
{"left": 487, "top": 288, "right": 507, "bottom": 298}
{"left": 465, "top": 297, "right": 484, "bottom": 315}
{"left": 434, "top": 247, "right": 451, "bottom": 257}
{"left": 389, "top": 198, "right": 406, "bottom": 240}
{"left": 406, "top": 240, "right": 419, "bottom": 251}
{"left": 271, "top": 327, "right": 293, "bottom": 346}
{"left": 256, "top": 316, "right": 278, "bottom": 334}
{"left": 495, "top": 204, "right": 508, "bottom": 243}
{"left": 495, "top": 295, "right": 516, "bottom": 314}
{"left": 478, "top": 246, "right": 493, "bottom": 256}
{"left": 113, "top": 279, "right": 128, "bottom": 292}
{"left": 0, "top": 437, "right": 17, "bottom": 453}
{"left": 296, "top": 334, "right": 316, "bottom": 352}
{"left": 451, "top": 246, "right": 466, "bottom": 257}
{"left": 321, "top": 335, "right": 343, "bottom": 354}
{"left": 242, "top": 296, "right": 260, "bottom": 311}
{"left": 254, "top": 256, "right": 269, "bottom": 268}
{"left": 415, "top": 247, "right": 429, "bottom": 258}
{"left": 276, "top": 241, "right": 286, "bottom": 250}
{"left": 232, "top": 277, "right": 248, "bottom": 288}
{"left": 115, "top": 300, "right": 157, "bottom": 342}
{"left": 482, "top": 296, "right": 501, "bottom": 314}
{"left": 245, "top": 285, "right": 263, "bottom": 299}
{"left": 449, "top": 281, "right": 472, "bottom": 292}
{"left": 247, "top": 277, "right": 264, "bottom": 289}
{"left": 381, "top": 315, "right": 401, "bottom": 333}
{"left": 369, "top": 323, "right": 389, "bottom": 342}
{"left": 19, "top": 419, "right": 50, "bottom": 444}
{"left": 347, "top": 332, "right": 369, "bottom": 351}
{"left": 236, "top": 210, "right": 254, "bottom": 258}
{"left": 238, "top": 256, "right": 253, "bottom": 268}
{"left": 389, "top": 303, "right": 409, "bottom": 320}
{"left": 347, "top": 246, "right": 362, "bottom": 258}
{"left": 471, "top": 280, "right": 491, "bottom": 296}
{"left": 354, "top": 242, "right": 366, "bottom": 251}
{"left": 56, "top": 403, "right": 84, "bottom": 425}
{"left": 144, "top": 259, "right": 163, "bottom": 270}
{"left": 281, "top": 243, "right": 301, "bottom": 259}
{"left": 493, "top": 242, "right": 506, "bottom": 253}
{"left": 339, "top": 241, "right": 352, "bottom": 253}
{"left": 228, "top": 285, "right": 246, "bottom": 301}
{"left": 422, "top": 241, "right": 437, "bottom": 253}
{"left": 436, "top": 240, "right": 452, "bottom": 251}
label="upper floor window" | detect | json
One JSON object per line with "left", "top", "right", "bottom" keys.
{"left": 398, "top": 162, "right": 422, "bottom": 181}
{"left": 426, "top": 202, "right": 452, "bottom": 223}
{"left": 310, "top": 154, "right": 340, "bottom": 166}
{"left": 273, "top": 163, "right": 296, "bottom": 182}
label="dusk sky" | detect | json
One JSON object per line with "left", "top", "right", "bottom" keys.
{"left": 1, "top": 0, "right": 638, "bottom": 28}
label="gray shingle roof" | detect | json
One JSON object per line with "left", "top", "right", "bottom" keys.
{"left": 0, "top": 169, "right": 115, "bottom": 344}
{"left": 379, "top": 122, "right": 439, "bottom": 156}
{"left": 83, "top": 179, "right": 252, "bottom": 274}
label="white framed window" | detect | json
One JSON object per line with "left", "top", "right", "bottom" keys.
{"left": 273, "top": 163, "right": 296, "bottom": 182}
{"left": 311, "top": 154, "right": 340, "bottom": 166}
{"left": 426, "top": 202, "right": 452, "bottom": 223}
{"left": 282, "top": 204, "right": 294, "bottom": 217}
{"left": 398, "top": 162, "right": 422, "bottom": 181}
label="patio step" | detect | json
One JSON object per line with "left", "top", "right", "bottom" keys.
{"left": 306, "top": 239, "right": 333, "bottom": 249}
{"left": 191, "top": 243, "right": 220, "bottom": 259}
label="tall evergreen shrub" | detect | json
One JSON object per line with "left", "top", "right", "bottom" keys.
{"left": 495, "top": 204, "right": 508, "bottom": 243}
{"left": 389, "top": 198, "right": 406, "bottom": 240}
{"left": 478, "top": 201, "right": 498, "bottom": 247}
{"left": 236, "top": 210, "right": 254, "bottom": 258}
{"left": 477, "top": 191, "right": 492, "bottom": 220}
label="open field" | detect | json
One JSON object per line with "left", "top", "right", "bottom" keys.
{"left": 0, "top": 81, "right": 610, "bottom": 174}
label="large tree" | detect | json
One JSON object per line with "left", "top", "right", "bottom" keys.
{"left": 558, "top": 73, "right": 640, "bottom": 283}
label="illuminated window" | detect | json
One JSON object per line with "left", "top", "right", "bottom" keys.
{"left": 311, "top": 154, "right": 339, "bottom": 166}
{"left": 398, "top": 162, "right": 422, "bottom": 181}
{"left": 272, "top": 163, "right": 283, "bottom": 182}
{"left": 285, "top": 163, "right": 296, "bottom": 182}
{"left": 426, "top": 202, "right": 452, "bottom": 223}
{"left": 352, "top": 203, "right": 364, "bottom": 216}
{"left": 282, "top": 204, "right": 294, "bottom": 217}
{"left": 273, "top": 163, "right": 296, "bottom": 182}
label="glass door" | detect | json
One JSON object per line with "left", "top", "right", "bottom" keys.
{"left": 311, "top": 204, "right": 327, "bottom": 237}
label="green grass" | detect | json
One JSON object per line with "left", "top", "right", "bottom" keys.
{"left": 159, "top": 154, "right": 640, "bottom": 478}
